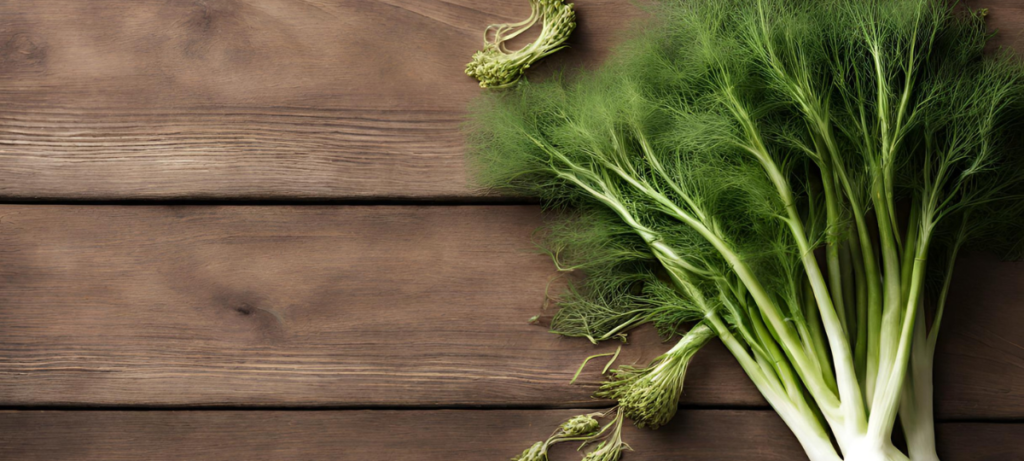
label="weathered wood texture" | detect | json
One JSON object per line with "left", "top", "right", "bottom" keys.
{"left": 0, "top": 206, "right": 1020, "bottom": 419}
{"left": 0, "top": 205, "right": 755, "bottom": 408}
{"left": 1, "top": 0, "right": 1019, "bottom": 201}
{"left": 0, "top": 409, "right": 1019, "bottom": 460}
{"left": 939, "top": 252, "right": 1024, "bottom": 420}
{"left": 0, "top": 0, "right": 642, "bottom": 200}
{"left": 972, "top": 0, "right": 1024, "bottom": 50}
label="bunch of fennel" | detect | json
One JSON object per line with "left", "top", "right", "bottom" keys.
{"left": 466, "top": 0, "right": 1024, "bottom": 460}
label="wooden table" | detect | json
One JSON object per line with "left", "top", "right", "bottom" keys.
{"left": 0, "top": 1, "right": 1021, "bottom": 459}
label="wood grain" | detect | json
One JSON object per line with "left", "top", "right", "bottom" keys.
{"left": 0, "top": 205, "right": 1020, "bottom": 419}
{"left": 0, "top": 409, "right": 1019, "bottom": 460}
{"left": 0, "top": 205, "right": 757, "bottom": 408}
{"left": 971, "top": 0, "right": 1024, "bottom": 50}
{"left": 939, "top": 252, "right": 1024, "bottom": 420}
{"left": 0, "top": 0, "right": 643, "bottom": 200}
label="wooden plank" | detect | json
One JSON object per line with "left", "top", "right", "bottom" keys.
{"left": 0, "top": 205, "right": 758, "bottom": 408}
{"left": 0, "top": 206, "right": 1021, "bottom": 419}
{"left": 0, "top": 0, "right": 642, "bottom": 200}
{"left": 1, "top": 1, "right": 1023, "bottom": 201}
{"left": 0, "top": 409, "right": 1019, "bottom": 460}
{"left": 973, "top": 0, "right": 1024, "bottom": 50}
{"left": 938, "top": 252, "right": 1024, "bottom": 420}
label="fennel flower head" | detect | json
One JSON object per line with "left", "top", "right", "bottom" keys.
{"left": 614, "top": 377, "right": 680, "bottom": 430}
{"left": 465, "top": 0, "right": 576, "bottom": 88}
{"left": 510, "top": 441, "right": 548, "bottom": 461}
{"left": 581, "top": 441, "right": 624, "bottom": 461}
{"left": 559, "top": 414, "right": 600, "bottom": 436}
{"left": 597, "top": 351, "right": 693, "bottom": 430}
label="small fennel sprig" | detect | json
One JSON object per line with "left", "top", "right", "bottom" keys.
{"left": 466, "top": 0, "right": 576, "bottom": 88}
{"left": 581, "top": 408, "right": 631, "bottom": 461}
{"left": 510, "top": 412, "right": 606, "bottom": 461}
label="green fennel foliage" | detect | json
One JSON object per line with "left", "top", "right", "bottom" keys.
{"left": 467, "top": 0, "right": 1024, "bottom": 460}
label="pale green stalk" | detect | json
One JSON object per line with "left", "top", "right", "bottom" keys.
{"left": 706, "top": 312, "right": 841, "bottom": 461}
{"left": 901, "top": 222, "right": 964, "bottom": 461}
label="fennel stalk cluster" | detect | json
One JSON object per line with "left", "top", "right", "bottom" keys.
{"left": 467, "top": 0, "right": 1024, "bottom": 460}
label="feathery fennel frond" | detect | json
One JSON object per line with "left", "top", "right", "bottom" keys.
{"left": 468, "top": 1, "right": 1024, "bottom": 459}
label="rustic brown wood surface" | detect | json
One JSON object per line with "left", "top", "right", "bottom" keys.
{"left": 1, "top": 409, "right": 1020, "bottom": 460}
{"left": 1, "top": 0, "right": 1023, "bottom": 458}
{"left": 0, "top": 0, "right": 642, "bottom": 200}
{"left": 0, "top": 206, "right": 1018, "bottom": 420}
{"left": 0, "top": 205, "right": 755, "bottom": 409}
